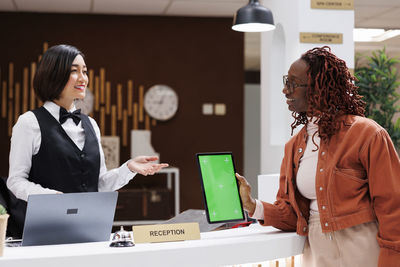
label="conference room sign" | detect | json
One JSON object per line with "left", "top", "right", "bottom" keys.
{"left": 300, "top": 33, "right": 343, "bottom": 44}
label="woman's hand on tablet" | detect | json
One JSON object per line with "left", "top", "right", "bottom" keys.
{"left": 235, "top": 173, "right": 256, "bottom": 215}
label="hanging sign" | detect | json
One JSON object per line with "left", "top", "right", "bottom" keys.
{"left": 311, "top": 0, "right": 353, "bottom": 10}
{"left": 300, "top": 32, "right": 343, "bottom": 44}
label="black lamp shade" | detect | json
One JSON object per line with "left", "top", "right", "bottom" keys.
{"left": 232, "top": 0, "right": 275, "bottom": 32}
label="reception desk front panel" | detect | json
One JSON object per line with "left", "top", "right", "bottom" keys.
{"left": 1, "top": 224, "right": 305, "bottom": 267}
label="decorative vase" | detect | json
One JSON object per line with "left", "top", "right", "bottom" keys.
{"left": 0, "top": 214, "right": 9, "bottom": 257}
{"left": 131, "top": 130, "right": 159, "bottom": 163}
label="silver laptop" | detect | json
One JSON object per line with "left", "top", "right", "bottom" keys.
{"left": 21, "top": 191, "right": 118, "bottom": 246}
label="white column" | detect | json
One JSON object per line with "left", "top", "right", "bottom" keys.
{"left": 260, "top": 0, "right": 354, "bottom": 174}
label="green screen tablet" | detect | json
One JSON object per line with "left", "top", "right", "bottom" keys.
{"left": 196, "top": 152, "right": 245, "bottom": 223}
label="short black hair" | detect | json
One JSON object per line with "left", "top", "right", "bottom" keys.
{"left": 33, "top": 44, "right": 84, "bottom": 102}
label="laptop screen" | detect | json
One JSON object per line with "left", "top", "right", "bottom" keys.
{"left": 22, "top": 191, "right": 118, "bottom": 246}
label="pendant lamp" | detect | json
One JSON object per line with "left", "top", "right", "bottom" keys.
{"left": 232, "top": 0, "right": 275, "bottom": 32}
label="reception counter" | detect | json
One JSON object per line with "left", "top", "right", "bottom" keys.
{"left": 1, "top": 223, "right": 305, "bottom": 267}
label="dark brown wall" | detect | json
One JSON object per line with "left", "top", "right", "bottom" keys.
{"left": 0, "top": 12, "right": 244, "bottom": 212}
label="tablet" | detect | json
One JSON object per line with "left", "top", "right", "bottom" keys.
{"left": 196, "top": 152, "right": 245, "bottom": 224}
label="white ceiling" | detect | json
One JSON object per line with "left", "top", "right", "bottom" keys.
{"left": 1, "top": 0, "right": 400, "bottom": 70}
{"left": 354, "top": 0, "right": 400, "bottom": 68}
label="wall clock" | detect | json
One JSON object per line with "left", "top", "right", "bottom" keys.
{"left": 144, "top": 85, "right": 178, "bottom": 121}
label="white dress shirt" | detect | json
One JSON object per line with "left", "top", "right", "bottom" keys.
{"left": 252, "top": 119, "right": 320, "bottom": 220}
{"left": 7, "top": 101, "right": 136, "bottom": 201}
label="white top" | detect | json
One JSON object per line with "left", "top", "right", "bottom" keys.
{"left": 8, "top": 101, "right": 136, "bottom": 201}
{"left": 296, "top": 119, "right": 320, "bottom": 213}
{"left": 253, "top": 119, "right": 320, "bottom": 219}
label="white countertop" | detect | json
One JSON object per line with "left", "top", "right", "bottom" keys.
{"left": 0, "top": 223, "right": 305, "bottom": 267}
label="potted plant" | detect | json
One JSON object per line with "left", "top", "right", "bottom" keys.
{"left": 0, "top": 204, "right": 9, "bottom": 256}
{"left": 355, "top": 48, "right": 400, "bottom": 153}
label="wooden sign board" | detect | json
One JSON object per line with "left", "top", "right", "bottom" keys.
{"left": 132, "top": 222, "right": 200, "bottom": 243}
{"left": 311, "top": 0, "right": 353, "bottom": 10}
{"left": 300, "top": 32, "right": 343, "bottom": 44}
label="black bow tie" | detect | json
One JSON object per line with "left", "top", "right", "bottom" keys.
{"left": 59, "top": 107, "right": 81, "bottom": 125}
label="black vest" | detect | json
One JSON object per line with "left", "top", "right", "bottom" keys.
{"left": 8, "top": 107, "right": 100, "bottom": 237}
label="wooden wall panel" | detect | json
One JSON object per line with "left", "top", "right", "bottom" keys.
{"left": 127, "top": 80, "right": 133, "bottom": 116}
{"left": 0, "top": 12, "right": 244, "bottom": 212}
{"left": 8, "top": 63, "right": 13, "bottom": 99}
{"left": 22, "top": 68, "right": 28, "bottom": 113}
{"left": 14, "top": 82, "right": 20, "bottom": 124}
{"left": 30, "top": 62, "right": 36, "bottom": 110}
{"left": 100, "top": 68, "right": 105, "bottom": 104}
{"left": 1, "top": 81, "right": 6, "bottom": 118}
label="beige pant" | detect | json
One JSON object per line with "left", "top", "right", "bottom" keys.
{"left": 302, "top": 213, "right": 380, "bottom": 267}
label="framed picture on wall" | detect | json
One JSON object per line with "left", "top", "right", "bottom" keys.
{"left": 101, "top": 136, "right": 120, "bottom": 169}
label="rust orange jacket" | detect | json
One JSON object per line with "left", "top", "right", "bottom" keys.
{"left": 259, "top": 115, "right": 400, "bottom": 266}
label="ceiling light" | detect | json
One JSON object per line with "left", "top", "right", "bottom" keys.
{"left": 232, "top": 0, "right": 275, "bottom": 32}
{"left": 354, "top": 28, "right": 400, "bottom": 42}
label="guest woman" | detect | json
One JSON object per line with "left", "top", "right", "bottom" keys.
{"left": 237, "top": 46, "right": 400, "bottom": 266}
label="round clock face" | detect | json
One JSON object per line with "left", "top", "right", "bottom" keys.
{"left": 144, "top": 85, "right": 178, "bottom": 121}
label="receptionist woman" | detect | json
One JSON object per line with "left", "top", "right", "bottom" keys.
{"left": 7, "top": 44, "right": 168, "bottom": 237}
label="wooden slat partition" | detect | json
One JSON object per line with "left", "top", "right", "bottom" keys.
{"left": 14, "top": 82, "right": 20, "bottom": 124}
{"left": 145, "top": 114, "right": 150, "bottom": 130}
{"left": 139, "top": 85, "right": 144, "bottom": 122}
{"left": 122, "top": 110, "right": 128, "bottom": 146}
{"left": 89, "top": 69, "right": 94, "bottom": 91}
{"left": 127, "top": 80, "right": 133, "bottom": 116}
{"left": 111, "top": 105, "right": 117, "bottom": 136}
{"left": 30, "top": 62, "right": 36, "bottom": 110}
{"left": 100, "top": 68, "right": 105, "bottom": 104}
{"left": 1, "top": 81, "right": 6, "bottom": 118}
{"left": 117, "top": 84, "right": 122, "bottom": 120}
{"left": 8, "top": 62, "right": 14, "bottom": 99}
{"left": 43, "top": 42, "right": 48, "bottom": 53}
{"left": 106, "top": 81, "right": 111, "bottom": 114}
{"left": 22, "top": 67, "right": 29, "bottom": 113}
{"left": 8, "top": 100, "right": 13, "bottom": 136}
{"left": 133, "top": 103, "right": 138, "bottom": 130}
{"left": 286, "top": 256, "right": 295, "bottom": 267}
{"left": 94, "top": 76, "right": 99, "bottom": 111}
{"left": 1, "top": 47, "right": 165, "bottom": 164}
{"left": 100, "top": 106, "right": 105, "bottom": 135}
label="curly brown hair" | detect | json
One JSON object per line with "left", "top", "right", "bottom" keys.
{"left": 291, "top": 46, "right": 365, "bottom": 144}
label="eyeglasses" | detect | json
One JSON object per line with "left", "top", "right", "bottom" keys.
{"left": 283, "top": 75, "right": 308, "bottom": 93}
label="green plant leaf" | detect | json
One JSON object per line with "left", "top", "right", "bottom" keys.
{"left": 355, "top": 48, "right": 400, "bottom": 149}
{"left": 395, "top": 117, "right": 400, "bottom": 131}
{"left": 0, "top": 204, "right": 7, "bottom": 215}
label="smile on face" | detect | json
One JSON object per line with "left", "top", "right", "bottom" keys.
{"left": 282, "top": 59, "right": 309, "bottom": 113}
{"left": 56, "top": 55, "right": 88, "bottom": 110}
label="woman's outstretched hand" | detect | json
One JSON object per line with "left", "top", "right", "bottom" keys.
{"left": 127, "top": 156, "right": 169, "bottom": 176}
{"left": 236, "top": 173, "right": 256, "bottom": 215}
